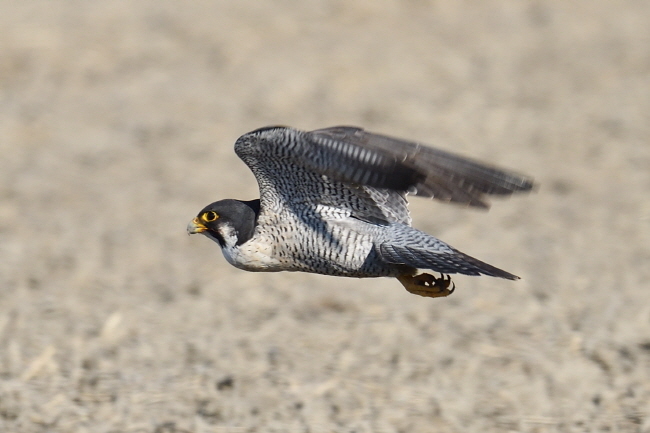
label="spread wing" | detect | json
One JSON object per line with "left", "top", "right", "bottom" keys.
{"left": 234, "top": 126, "right": 534, "bottom": 226}
{"left": 306, "top": 126, "right": 534, "bottom": 208}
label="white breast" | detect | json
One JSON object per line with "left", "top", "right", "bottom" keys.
{"left": 222, "top": 241, "right": 283, "bottom": 272}
{"left": 218, "top": 224, "right": 284, "bottom": 272}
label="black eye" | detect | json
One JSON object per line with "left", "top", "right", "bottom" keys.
{"left": 202, "top": 211, "right": 219, "bottom": 222}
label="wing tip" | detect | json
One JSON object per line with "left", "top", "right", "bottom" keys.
{"left": 496, "top": 270, "right": 521, "bottom": 280}
{"left": 507, "top": 175, "right": 537, "bottom": 194}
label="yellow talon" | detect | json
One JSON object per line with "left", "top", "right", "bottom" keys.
{"left": 397, "top": 273, "right": 455, "bottom": 298}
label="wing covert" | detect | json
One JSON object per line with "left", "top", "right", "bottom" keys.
{"left": 234, "top": 126, "right": 411, "bottom": 225}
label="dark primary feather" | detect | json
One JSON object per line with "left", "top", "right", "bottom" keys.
{"left": 305, "top": 126, "right": 535, "bottom": 208}
{"left": 379, "top": 243, "right": 519, "bottom": 280}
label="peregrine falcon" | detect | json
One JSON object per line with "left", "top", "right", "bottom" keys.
{"left": 188, "top": 126, "right": 534, "bottom": 298}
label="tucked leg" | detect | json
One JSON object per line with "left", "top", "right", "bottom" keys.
{"left": 397, "top": 273, "right": 455, "bottom": 298}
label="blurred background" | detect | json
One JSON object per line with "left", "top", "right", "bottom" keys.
{"left": 1, "top": 1, "right": 649, "bottom": 432}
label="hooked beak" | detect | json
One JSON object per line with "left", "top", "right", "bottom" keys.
{"left": 187, "top": 217, "right": 207, "bottom": 235}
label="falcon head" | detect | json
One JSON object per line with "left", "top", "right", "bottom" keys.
{"left": 187, "top": 199, "right": 260, "bottom": 248}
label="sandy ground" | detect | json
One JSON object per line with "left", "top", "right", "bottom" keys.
{"left": 1, "top": 1, "right": 649, "bottom": 432}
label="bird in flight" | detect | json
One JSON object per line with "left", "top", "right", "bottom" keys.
{"left": 188, "top": 126, "right": 534, "bottom": 299}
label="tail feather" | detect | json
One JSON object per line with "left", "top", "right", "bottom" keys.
{"left": 379, "top": 243, "right": 519, "bottom": 280}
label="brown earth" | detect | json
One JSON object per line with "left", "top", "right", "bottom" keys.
{"left": 1, "top": 1, "right": 649, "bottom": 432}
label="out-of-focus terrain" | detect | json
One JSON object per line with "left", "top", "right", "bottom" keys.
{"left": 1, "top": 1, "right": 649, "bottom": 432}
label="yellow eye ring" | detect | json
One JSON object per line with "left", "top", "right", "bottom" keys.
{"left": 202, "top": 211, "right": 219, "bottom": 222}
